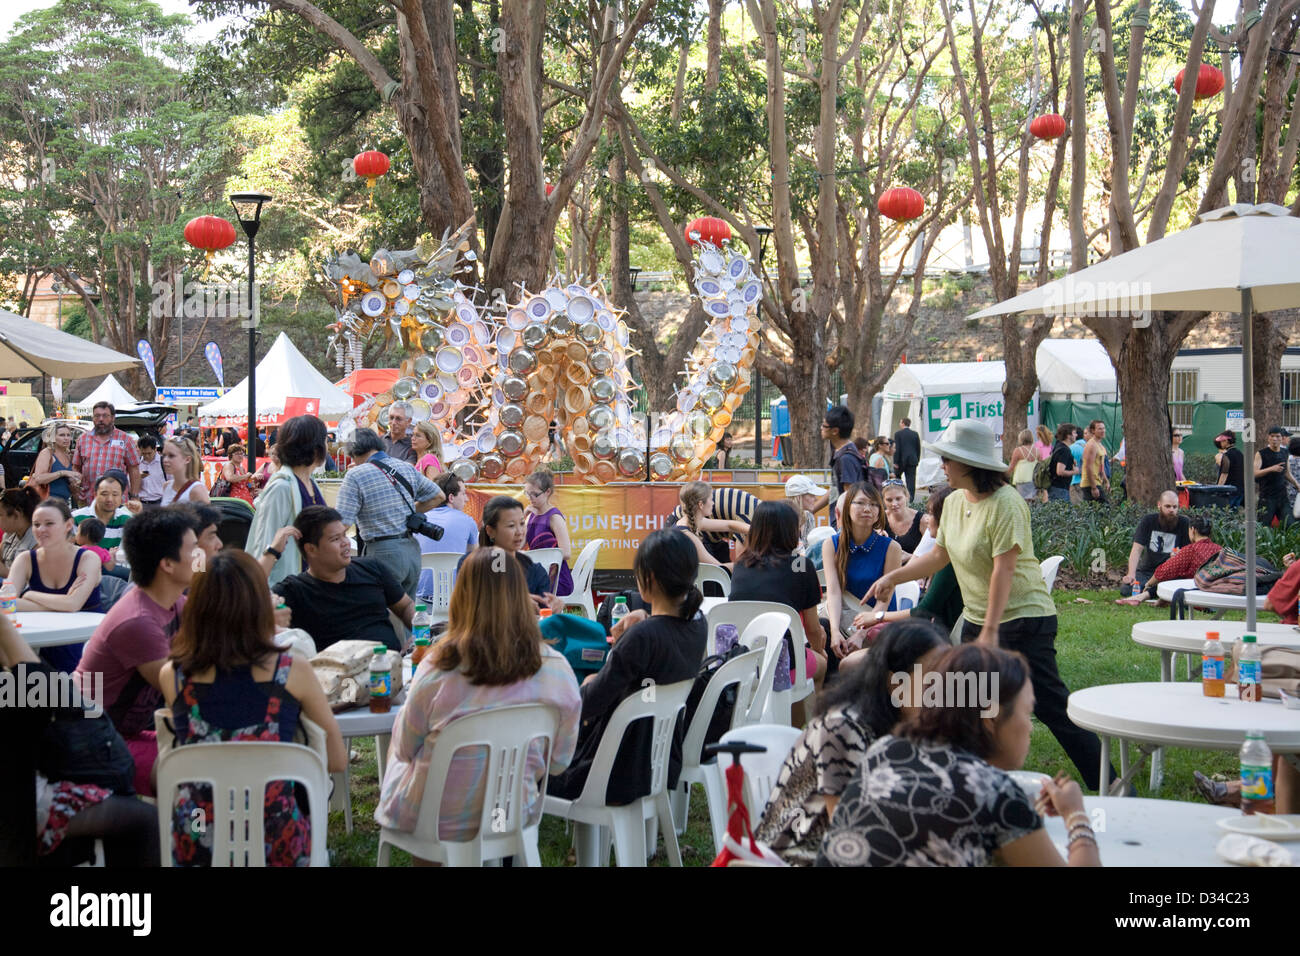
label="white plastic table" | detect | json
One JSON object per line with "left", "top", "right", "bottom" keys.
{"left": 1068, "top": 681, "right": 1300, "bottom": 796}
{"left": 1132, "top": 620, "right": 1300, "bottom": 682}
{"left": 1155, "top": 578, "right": 1250, "bottom": 619}
{"left": 1041, "top": 797, "right": 1238, "bottom": 866}
{"left": 16, "top": 611, "right": 103, "bottom": 648}
{"left": 331, "top": 697, "right": 401, "bottom": 832}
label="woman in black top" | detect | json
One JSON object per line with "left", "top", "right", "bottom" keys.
{"left": 547, "top": 528, "right": 706, "bottom": 805}
{"left": 465, "top": 495, "right": 563, "bottom": 612}
{"left": 1047, "top": 422, "right": 1078, "bottom": 502}
{"left": 881, "top": 479, "right": 926, "bottom": 558}
{"left": 729, "top": 501, "right": 827, "bottom": 690}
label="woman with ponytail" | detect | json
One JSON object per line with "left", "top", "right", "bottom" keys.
{"left": 547, "top": 528, "right": 708, "bottom": 804}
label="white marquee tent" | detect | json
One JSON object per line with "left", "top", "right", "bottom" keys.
{"left": 1035, "top": 338, "right": 1117, "bottom": 401}
{"left": 197, "top": 332, "right": 353, "bottom": 426}
{"left": 69, "top": 375, "right": 140, "bottom": 417}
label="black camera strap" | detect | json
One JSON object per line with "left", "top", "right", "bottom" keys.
{"left": 369, "top": 457, "right": 420, "bottom": 518}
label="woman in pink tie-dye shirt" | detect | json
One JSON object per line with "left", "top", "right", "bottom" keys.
{"left": 375, "top": 548, "right": 581, "bottom": 853}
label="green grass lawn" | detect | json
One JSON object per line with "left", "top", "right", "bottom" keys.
{"left": 326, "top": 588, "right": 1244, "bottom": 866}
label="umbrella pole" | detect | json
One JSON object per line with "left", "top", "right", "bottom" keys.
{"left": 1242, "top": 288, "right": 1256, "bottom": 631}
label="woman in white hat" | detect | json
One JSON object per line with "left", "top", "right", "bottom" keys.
{"left": 783, "top": 474, "right": 830, "bottom": 551}
{"left": 865, "top": 418, "right": 1112, "bottom": 793}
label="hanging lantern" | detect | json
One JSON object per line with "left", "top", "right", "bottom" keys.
{"left": 1029, "top": 113, "right": 1067, "bottom": 140}
{"left": 878, "top": 187, "right": 925, "bottom": 222}
{"left": 1174, "top": 63, "right": 1225, "bottom": 100}
{"left": 354, "top": 150, "right": 390, "bottom": 207}
{"left": 183, "top": 215, "right": 236, "bottom": 278}
{"left": 685, "top": 216, "right": 732, "bottom": 247}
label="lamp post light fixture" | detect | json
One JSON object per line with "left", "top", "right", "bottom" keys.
{"left": 628, "top": 266, "right": 642, "bottom": 292}
{"left": 229, "top": 192, "right": 272, "bottom": 460}
{"left": 754, "top": 225, "right": 773, "bottom": 265}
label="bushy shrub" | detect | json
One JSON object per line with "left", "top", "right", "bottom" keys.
{"left": 1029, "top": 498, "right": 1300, "bottom": 579}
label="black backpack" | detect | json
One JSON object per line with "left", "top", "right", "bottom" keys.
{"left": 596, "top": 589, "right": 649, "bottom": 634}
{"left": 684, "top": 643, "right": 750, "bottom": 763}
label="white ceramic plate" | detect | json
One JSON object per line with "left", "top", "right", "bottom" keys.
{"left": 525, "top": 296, "right": 552, "bottom": 321}
{"left": 361, "top": 292, "right": 387, "bottom": 316}
{"left": 436, "top": 346, "right": 464, "bottom": 374}
{"left": 705, "top": 299, "right": 732, "bottom": 317}
{"left": 700, "top": 248, "right": 724, "bottom": 273}
{"left": 1216, "top": 815, "right": 1300, "bottom": 840}
{"left": 445, "top": 322, "right": 471, "bottom": 346}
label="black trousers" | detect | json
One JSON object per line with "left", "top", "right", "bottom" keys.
{"left": 1259, "top": 491, "right": 1289, "bottom": 528}
{"left": 898, "top": 464, "right": 917, "bottom": 501}
{"left": 961, "top": 615, "right": 1115, "bottom": 793}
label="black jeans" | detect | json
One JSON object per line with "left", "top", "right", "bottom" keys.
{"left": 1259, "top": 491, "right": 1289, "bottom": 528}
{"left": 898, "top": 464, "right": 917, "bottom": 501}
{"left": 961, "top": 615, "right": 1115, "bottom": 793}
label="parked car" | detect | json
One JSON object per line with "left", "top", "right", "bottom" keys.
{"left": 1, "top": 404, "right": 177, "bottom": 490}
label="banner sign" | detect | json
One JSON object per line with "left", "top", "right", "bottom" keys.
{"left": 156, "top": 387, "right": 225, "bottom": 405}
{"left": 923, "top": 392, "right": 1038, "bottom": 447}
{"left": 204, "top": 341, "right": 224, "bottom": 387}
{"left": 136, "top": 340, "right": 156, "bottom": 386}
{"left": 461, "top": 482, "right": 826, "bottom": 571}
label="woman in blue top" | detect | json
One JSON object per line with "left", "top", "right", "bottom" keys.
{"left": 30, "top": 422, "right": 80, "bottom": 504}
{"left": 824, "top": 482, "right": 900, "bottom": 661}
{"left": 6, "top": 497, "right": 103, "bottom": 671}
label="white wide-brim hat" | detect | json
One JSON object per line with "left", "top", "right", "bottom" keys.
{"left": 923, "top": 418, "right": 1006, "bottom": 472}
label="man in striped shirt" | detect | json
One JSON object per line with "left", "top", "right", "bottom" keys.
{"left": 72, "top": 470, "right": 136, "bottom": 551}
{"left": 667, "top": 485, "right": 758, "bottom": 564}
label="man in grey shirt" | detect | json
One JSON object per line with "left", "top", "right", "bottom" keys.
{"left": 383, "top": 401, "right": 417, "bottom": 464}
{"left": 337, "top": 428, "right": 442, "bottom": 599}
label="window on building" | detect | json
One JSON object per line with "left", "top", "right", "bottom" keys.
{"left": 1168, "top": 369, "right": 1197, "bottom": 429}
{"left": 1282, "top": 370, "right": 1300, "bottom": 430}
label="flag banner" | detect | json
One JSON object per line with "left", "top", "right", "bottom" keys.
{"left": 204, "top": 341, "right": 224, "bottom": 386}
{"left": 136, "top": 340, "right": 156, "bottom": 385}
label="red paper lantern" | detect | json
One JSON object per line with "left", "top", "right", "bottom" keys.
{"left": 684, "top": 216, "right": 732, "bottom": 247}
{"left": 878, "top": 187, "right": 925, "bottom": 222}
{"left": 545, "top": 181, "right": 555, "bottom": 196}
{"left": 1029, "top": 113, "right": 1067, "bottom": 140}
{"left": 1174, "top": 63, "right": 1225, "bottom": 100}
{"left": 353, "top": 150, "right": 391, "bottom": 187}
{"left": 183, "top": 215, "right": 236, "bottom": 275}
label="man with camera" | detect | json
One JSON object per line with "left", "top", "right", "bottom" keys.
{"left": 337, "top": 428, "right": 444, "bottom": 601}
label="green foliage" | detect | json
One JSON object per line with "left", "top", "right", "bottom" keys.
{"left": 1031, "top": 499, "right": 1300, "bottom": 578}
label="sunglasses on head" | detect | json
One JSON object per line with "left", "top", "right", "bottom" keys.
{"left": 882, "top": 479, "right": 906, "bottom": 488}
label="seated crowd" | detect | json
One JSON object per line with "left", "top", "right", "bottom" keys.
{"left": 9, "top": 409, "right": 1299, "bottom": 870}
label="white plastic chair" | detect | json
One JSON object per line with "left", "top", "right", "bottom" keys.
{"left": 694, "top": 564, "right": 732, "bottom": 599}
{"left": 738, "top": 611, "right": 794, "bottom": 724}
{"left": 894, "top": 579, "right": 921, "bottom": 611}
{"left": 563, "top": 538, "right": 604, "bottom": 619}
{"left": 154, "top": 740, "right": 331, "bottom": 867}
{"left": 520, "top": 547, "right": 565, "bottom": 592}
{"left": 715, "top": 724, "right": 804, "bottom": 825}
{"left": 420, "top": 552, "right": 461, "bottom": 624}
{"left": 669, "top": 645, "right": 767, "bottom": 846}
{"left": 707, "top": 602, "right": 807, "bottom": 723}
{"left": 375, "top": 704, "right": 559, "bottom": 867}
{"left": 542, "top": 678, "right": 693, "bottom": 867}
{"left": 1040, "top": 555, "right": 1064, "bottom": 594}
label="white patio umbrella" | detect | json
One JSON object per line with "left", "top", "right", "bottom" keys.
{"left": 0, "top": 308, "right": 139, "bottom": 378}
{"left": 968, "top": 203, "right": 1300, "bottom": 629}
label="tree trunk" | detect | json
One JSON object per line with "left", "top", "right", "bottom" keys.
{"left": 781, "top": 365, "right": 831, "bottom": 469}
{"left": 1252, "top": 309, "right": 1294, "bottom": 433}
{"left": 705, "top": 0, "right": 723, "bottom": 97}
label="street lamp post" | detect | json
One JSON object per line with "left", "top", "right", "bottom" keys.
{"left": 229, "top": 192, "right": 272, "bottom": 461}
{"left": 753, "top": 226, "right": 773, "bottom": 468}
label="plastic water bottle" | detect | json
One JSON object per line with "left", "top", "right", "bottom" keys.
{"left": 409, "top": 637, "right": 431, "bottom": 682}
{"left": 411, "top": 603, "right": 431, "bottom": 646}
{"left": 610, "top": 596, "right": 629, "bottom": 632}
{"left": 368, "top": 646, "right": 392, "bottom": 714}
{"left": 1238, "top": 633, "right": 1262, "bottom": 702}
{"left": 1240, "top": 731, "right": 1275, "bottom": 815}
{"left": 0, "top": 580, "right": 17, "bottom": 627}
{"left": 1201, "top": 630, "right": 1225, "bottom": 697}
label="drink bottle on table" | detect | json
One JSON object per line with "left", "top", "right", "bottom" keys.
{"left": 1238, "top": 634, "right": 1262, "bottom": 702}
{"left": 1240, "top": 731, "right": 1275, "bottom": 815}
{"left": 369, "top": 645, "right": 393, "bottom": 714}
{"left": 1201, "top": 630, "right": 1225, "bottom": 697}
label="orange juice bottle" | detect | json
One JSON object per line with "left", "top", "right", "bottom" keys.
{"left": 1201, "top": 631, "right": 1225, "bottom": 697}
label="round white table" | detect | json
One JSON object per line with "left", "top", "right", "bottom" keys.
{"left": 331, "top": 697, "right": 402, "bottom": 833}
{"left": 16, "top": 611, "right": 103, "bottom": 648}
{"left": 1042, "top": 797, "right": 1238, "bottom": 866}
{"left": 1132, "top": 619, "right": 1300, "bottom": 682}
{"left": 1155, "top": 578, "right": 1250, "bottom": 618}
{"left": 1068, "top": 681, "right": 1300, "bottom": 795}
